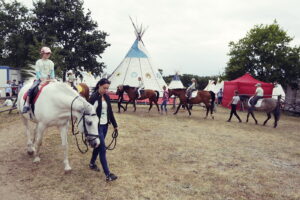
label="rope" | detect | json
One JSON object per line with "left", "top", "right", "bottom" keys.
{"left": 71, "top": 96, "right": 89, "bottom": 154}
{"left": 106, "top": 129, "right": 118, "bottom": 150}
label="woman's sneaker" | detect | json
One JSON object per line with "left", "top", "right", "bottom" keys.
{"left": 89, "top": 163, "right": 100, "bottom": 172}
{"left": 106, "top": 173, "right": 118, "bottom": 182}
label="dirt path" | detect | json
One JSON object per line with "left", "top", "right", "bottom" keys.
{"left": 0, "top": 106, "right": 299, "bottom": 200}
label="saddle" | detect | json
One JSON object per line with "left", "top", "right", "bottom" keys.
{"left": 23, "top": 81, "right": 50, "bottom": 113}
{"left": 248, "top": 96, "right": 263, "bottom": 108}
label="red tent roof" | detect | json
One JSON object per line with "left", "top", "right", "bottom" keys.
{"left": 230, "top": 73, "right": 268, "bottom": 84}
{"left": 222, "top": 73, "right": 274, "bottom": 108}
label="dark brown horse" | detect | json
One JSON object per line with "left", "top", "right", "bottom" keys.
{"left": 168, "top": 88, "right": 214, "bottom": 119}
{"left": 117, "top": 85, "right": 160, "bottom": 112}
{"left": 240, "top": 95, "right": 281, "bottom": 128}
{"left": 76, "top": 83, "right": 90, "bottom": 100}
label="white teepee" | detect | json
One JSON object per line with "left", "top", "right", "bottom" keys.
{"left": 108, "top": 18, "right": 167, "bottom": 92}
{"left": 168, "top": 73, "right": 185, "bottom": 89}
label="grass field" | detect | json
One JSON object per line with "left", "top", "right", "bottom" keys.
{"left": 0, "top": 104, "right": 299, "bottom": 200}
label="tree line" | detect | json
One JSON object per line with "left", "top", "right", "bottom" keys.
{"left": 1, "top": 1, "right": 299, "bottom": 88}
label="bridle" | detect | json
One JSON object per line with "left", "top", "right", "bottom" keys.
{"left": 70, "top": 96, "right": 99, "bottom": 154}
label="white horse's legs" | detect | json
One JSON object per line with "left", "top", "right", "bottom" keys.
{"left": 33, "top": 123, "right": 46, "bottom": 163}
{"left": 21, "top": 117, "right": 34, "bottom": 155}
{"left": 59, "top": 123, "right": 72, "bottom": 172}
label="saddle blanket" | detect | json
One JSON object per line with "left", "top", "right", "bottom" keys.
{"left": 248, "top": 96, "right": 263, "bottom": 107}
{"left": 191, "top": 90, "right": 198, "bottom": 98}
{"left": 23, "top": 81, "right": 50, "bottom": 104}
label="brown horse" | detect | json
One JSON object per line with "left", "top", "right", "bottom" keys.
{"left": 240, "top": 95, "right": 281, "bottom": 128}
{"left": 117, "top": 85, "right": 160, "bottom": 112}
{"left": 168, "top": 88, "right": 214, "bottom": 119}
{"left": 76, "top": 83, "right": 90, "bottom": 100}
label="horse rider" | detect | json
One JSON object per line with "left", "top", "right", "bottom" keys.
{"left": 250, "top": 83, "right": 264, "bottom": 109}
{"left": 137, "top": 77, "right": 144, "bottom": 99}
{"left": 67, "top": 70, "right": 77, "bottom": 89}
{"left": 23, "top": 46, "right": 55, "bottom": 113}
{"left": 186, "top": 78, "right": 197, "bottom": 99}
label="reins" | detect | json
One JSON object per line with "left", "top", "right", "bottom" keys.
{"left": 70, "top": 95, "right": 119, "bottom": 153}
{"left": 106, "top": 129, "right": 118, "bottom": 150}
{"left": 70, "top": 96, "right": 89, "bottom": 154}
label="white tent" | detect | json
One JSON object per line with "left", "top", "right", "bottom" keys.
{"left": 108, "top": 19, "right": 167, "bottom": 92}
{"left": 168, "top": 73, "right": 185, "bottom": 89}
{"left": 272, "top": 83, "right": 285, "bottom": 102}
{"left": 204, "top": 79, "right": 224, "bottom": 93}
{"left": 78, "top": 71, "right": 99, "bottom": 88}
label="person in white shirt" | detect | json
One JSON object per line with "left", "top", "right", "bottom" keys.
{"left": 67, "top": 70, "right": 77, "bottom": 89}
{"left": 250, "top": 83, "right": 264, "bottom": 108}
{"left": 4, "top": 80, "right": 12, "bottom": 97}
{"left": 137, "top": 77, "right": 144, "bottom": 99}
{"left": 227, "top": 90, "right": 242, "bottom": 122}
{"left": 23, "top": 46, "right": 55, "bottom": 113}
{"left": 186, "top": 78, "right": 197, "bottom": 99}
{"left": 88, "top": 78, "right": 118, "bottom": 182}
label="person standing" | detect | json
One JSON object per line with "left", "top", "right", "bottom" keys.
{"left": 227, "top": 90, "right": 242, "bottom": 122}
{"left": 4, "top": 80, "right": 12, "bottom": 97}
{"left": 22, "top": 46, "right": 55, "bottom": 113}
{"left": 88, "top": 78, "right": 118, "bottom": 182}
{"left": 67, "top": 70, "right": 76, "bottom": 88}
{"left": 160, "top": 85, "right": 169, "bottom": 114}
{"left": 11, "top": 80, "right": 17, "bottom": 96}
{"left": 217, "top": 88, "right": 223, "bottom": 105}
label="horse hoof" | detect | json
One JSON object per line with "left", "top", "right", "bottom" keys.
{"left": 64, "top": 168, "right": 72, "bottom": 174}
{"left": 33, "top": 157, "right": 40, "bottom": 163}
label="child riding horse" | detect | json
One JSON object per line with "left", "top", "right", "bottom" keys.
{"left": 168, "top": 88, "right": 214, "bottom": 119}
{"left": 117, "top": 85, "right": 160, "bottom": 112}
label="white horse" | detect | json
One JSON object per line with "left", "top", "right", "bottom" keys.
{"left": 17, "top": 81, "right": 100, "bottom": 172}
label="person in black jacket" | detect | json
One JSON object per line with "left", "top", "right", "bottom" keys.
{"left": 88, "top": 78, "right": 118, "bottom": 182}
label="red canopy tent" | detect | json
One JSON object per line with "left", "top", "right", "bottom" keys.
{"left": 222, "top": 73, "right": 274, "bottom": 108}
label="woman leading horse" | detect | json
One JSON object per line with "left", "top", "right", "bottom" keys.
{"left": 168, "top": 88, "right": 214, "bottom": 119}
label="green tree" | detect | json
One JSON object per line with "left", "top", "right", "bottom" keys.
{"left": 0, "top": 0, "right": 34, "bottom": 71}
{"left": 225, "top": 21, "right": 300, "bottom": 89}
{"left": 31, "top": 0, "right": 110, "bottom": 79}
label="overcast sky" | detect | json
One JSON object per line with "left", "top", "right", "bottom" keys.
{"left": 19, "top": 0, "right": 300, "bottom": 76}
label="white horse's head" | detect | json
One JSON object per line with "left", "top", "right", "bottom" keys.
{"left": 76, "top": 102, "right": 100, "bottom": 148}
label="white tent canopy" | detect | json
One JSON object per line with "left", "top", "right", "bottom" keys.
{"left": 108, "top": 19, "right": 167, "bottom": 92}
{"left": 204, "top": 79, "right": 224, "bottom": 93}
{"left": 168, "top": 74, "right": 185, "bottom": 89}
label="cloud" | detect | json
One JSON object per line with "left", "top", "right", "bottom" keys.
{"left": 18, "top": 0, "right": 300, "bottom": 76}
